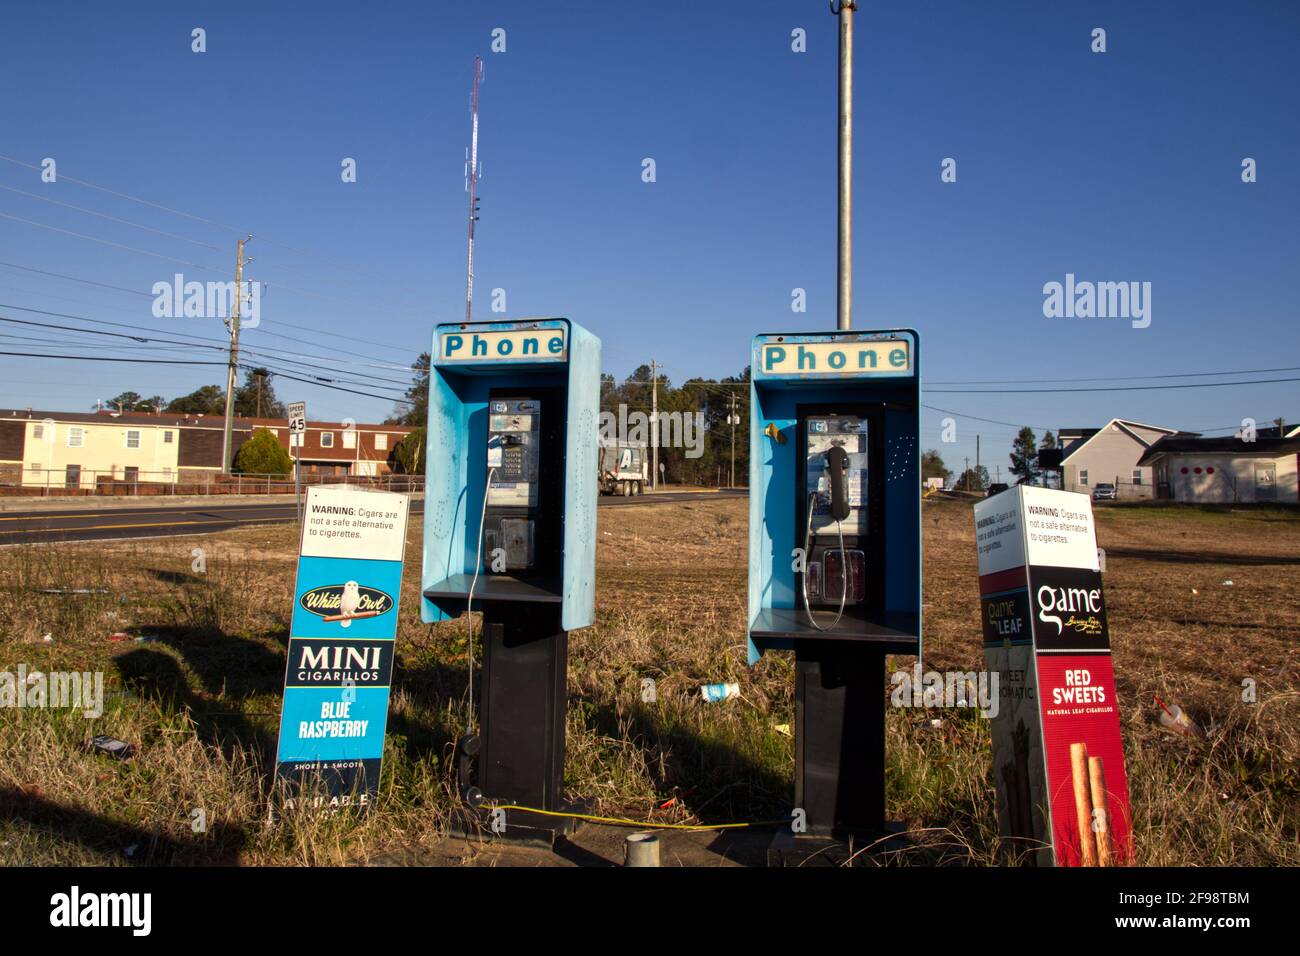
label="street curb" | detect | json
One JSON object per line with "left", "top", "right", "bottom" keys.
{"left": 0, "top": 491, "right": 425, "bottom": 513}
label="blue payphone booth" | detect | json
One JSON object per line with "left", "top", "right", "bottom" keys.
{"left": 421, "top": 317, "right": 600, "bottom": 842}
{"left": 748, "top": 329, "right": 920, "bottom": 848}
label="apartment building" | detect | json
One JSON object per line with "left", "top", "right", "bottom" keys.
{"left": 0, "top": 409, "right": 413, "bottom": 488}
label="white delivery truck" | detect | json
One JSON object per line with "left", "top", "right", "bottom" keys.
{"left": 598, "top": 438, "right": 649, "bottom": 496}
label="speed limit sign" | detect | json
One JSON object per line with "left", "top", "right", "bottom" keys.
{"left": 287, "top": 401, "right": 307, "bottom": 434}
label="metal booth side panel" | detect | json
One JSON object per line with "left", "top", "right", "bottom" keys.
{"left": 560, "top": 322, "right": 600, "bottom": 632}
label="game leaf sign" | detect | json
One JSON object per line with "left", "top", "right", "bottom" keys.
{"left": 973, "top": 486, "right": 1132, "bottom": 867}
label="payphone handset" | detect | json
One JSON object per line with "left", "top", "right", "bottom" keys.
{"left": 800, "top": 413, "right": 870, "bottom": 629}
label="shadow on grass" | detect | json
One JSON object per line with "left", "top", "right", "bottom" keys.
{"left": 584, "top": 698, "right": 790, "bottom": 826}
{"left": 147, "top": 568, "right": 205, "bottom": 587}
{"left": 114, "top": 643, "right": 276, "bottom": 765}
{"left": 387, "top": 658, "right": 471, "bottom": 766}
{"left": 1104, "top": 547, "right": 1300, "bottom": 567}
{"left": 0, "top": 786, "right": 246, "bottom": 865}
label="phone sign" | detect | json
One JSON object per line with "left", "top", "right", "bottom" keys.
{"left": 440, "top": 327, "right": 567, "bottom": 363}
{"left": 760, "top": 339, "right": 910, "bottom": 378}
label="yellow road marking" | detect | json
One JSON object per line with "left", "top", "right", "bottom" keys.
{"left": 0, "top": 516, "right": 298, "bottom": 536}
{"left": 0, "top": 506, "right": 294, "bottom": 521}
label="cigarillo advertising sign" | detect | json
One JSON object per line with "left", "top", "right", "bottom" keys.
{"left": 274, "top": 486, "right": 409, "bottom": 812}
{"left": 974, "top": 486, "right": 1132, "bottom": 866}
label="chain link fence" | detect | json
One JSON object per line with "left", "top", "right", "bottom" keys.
{"left": 0, "top": 467, "right": 422, "bottom": 499}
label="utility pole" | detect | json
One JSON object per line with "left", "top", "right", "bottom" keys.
{"left": 649, "top": 359, "right": 660, "bottom": 490}
{"left": 976, "top": 434, "right": 980, "bottom": 482}
{"left": 464, "top": 56, "right": 484, "bottom": 323}
{"left": 220, "top": 236, "right": 250, "bottom": 474}
{"left": 964, "top": 456, "right": 970, "bottom": 491}
{"left": 728, "top": 392, "right": 737, "bottom": 488}
{"left": 834, "top": 0, "right": 857, "bottom": 330}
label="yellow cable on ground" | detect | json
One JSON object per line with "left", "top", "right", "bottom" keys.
{"left": 486, "top": 804, "right": 785, "bottom": 832}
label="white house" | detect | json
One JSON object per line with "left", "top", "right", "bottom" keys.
{"left": 1138, "top": 433, "right": 1300, "bottom": 504}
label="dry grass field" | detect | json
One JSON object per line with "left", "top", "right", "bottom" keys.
{"left": 0, "top": 496, "right": 1295, "bottom": 866}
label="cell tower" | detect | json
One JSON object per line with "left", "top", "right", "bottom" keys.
{"left": 464, "top": 56, "right": 484, "bottom": 323}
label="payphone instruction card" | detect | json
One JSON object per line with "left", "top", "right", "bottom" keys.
{"left": 274, "top": 486, "right": 409, "bottom": 813}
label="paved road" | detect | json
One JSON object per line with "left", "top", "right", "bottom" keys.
{"left": 0, "top": 490, "right": 745, "bottom": 545}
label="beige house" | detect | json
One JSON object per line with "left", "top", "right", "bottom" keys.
{"left": 1059, "top": 419, "right": 1187, "bottom": 498}
{"left": 0, "top": 412, "right": 189, "bottom": 489}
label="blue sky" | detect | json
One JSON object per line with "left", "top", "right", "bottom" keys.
{"left": 1, "top": 0, "right": 1296, "bottom": 473}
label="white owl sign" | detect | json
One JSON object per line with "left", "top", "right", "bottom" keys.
{"left": 275, "top": 486, "right": 410, "bottom": 809}
{"left": 338, "top": 581, "right": 361, "bottom": 626}
{"left": 297, "top": 580, "right": 394, "bottom": 628}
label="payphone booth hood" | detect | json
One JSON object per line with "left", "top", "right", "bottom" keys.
{"left": 746, "top": 328, "right": 922, "bottom": 664}
{"left": 420, "top": 318, "right": 601, "bottom": 632}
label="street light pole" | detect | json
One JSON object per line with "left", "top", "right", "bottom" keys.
{"left": 835, "top": 0, "right": 857, "bottom": 331}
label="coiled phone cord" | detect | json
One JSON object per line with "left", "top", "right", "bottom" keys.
{"left": 464, "top": 466, "right": 497, "bottom": 733}
{"left": 800, "top": 491, "right": 849, "bottom": 632}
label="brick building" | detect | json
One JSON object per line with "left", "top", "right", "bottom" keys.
{"left": 0, "top": 408, "right": 414, "bottom": 489}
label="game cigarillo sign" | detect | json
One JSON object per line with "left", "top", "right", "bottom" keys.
{"left": 974, "top": 486, "right": 1132, "bottom": 866}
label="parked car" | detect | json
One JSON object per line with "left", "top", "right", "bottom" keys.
{"left": 985, "top": 483, "right": 1009, "bottom": 497}
{"left": 1092, "top": 482, "right": 1117, "bottom": 501}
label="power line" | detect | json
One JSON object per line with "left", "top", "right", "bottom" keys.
{"left": 0, "top": 303, "right": 233, "bottom": 347}
{"left": 925, "top": 367, "right": 1300, "bottom": 385}
{"left": 0, "top": 348, "right": 409, "bottom": 405}
{"left": 922, "top": 403, "right": 1055, "bottom": 433}
{"left": 0, "top": 211, "right": 226, "bottom": 273}
{"left": 926, "top": 376, "right": 1300, "bottom": 394}
{"left": 245, "top": 365, "right": 413, "bottom": 405}
{"left": 0, "top": 154, "right": 241, "bottom": 231}
{"left": 0, "top": 350, "right": 224, "bottom": 366}
{"left": 0, "top": 183, "right": 226, "bottom": 251}
{"left": 0, "top": 261, "right": 420, "bottom": 357}
{"left": 0, "top": 260, "right": 155, "bottom": 298}
{"left": 0, "top": 302, "right": 418, "bottom": 381}
{"left": 0, "top": 259, "right": 422, "bottom": 356}
{"left": 0, "top": 209, "right": 425, "bottom": 318}
{"left": 0, "top": 154, "right": 435, "bottom": 299}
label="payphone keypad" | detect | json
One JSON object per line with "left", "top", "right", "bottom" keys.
{"left": 487, "top": 400, "right": 540, "bottom": 508}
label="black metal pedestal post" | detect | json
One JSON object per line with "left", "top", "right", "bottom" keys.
{"left": 771, "top": 640, "right": 887, "bottom": 864}
{"left": 473, "top": 601, "right": 574, "bottom": 844}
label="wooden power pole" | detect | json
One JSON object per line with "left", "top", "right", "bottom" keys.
{"left": 220, "top": 236, "right": 249, "bottom": 473}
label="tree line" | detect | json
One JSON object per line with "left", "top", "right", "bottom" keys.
{"left": 383, "top": 356, "right": 1067, "bottom": 489}
{"left": 383, "top": 354, "right": 751, "bottom": 484}
{"left": 102, "top": 368, "right": 287, "bottom": 419}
